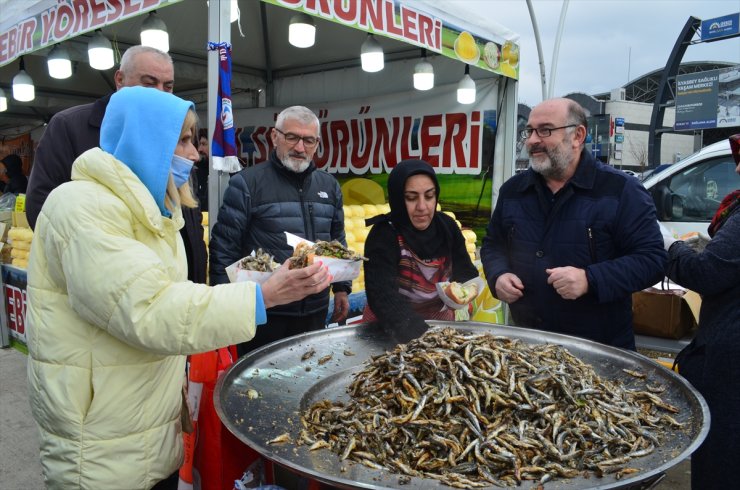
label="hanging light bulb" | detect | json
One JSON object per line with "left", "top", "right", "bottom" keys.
{"left": 361, "top": 34, "right": 384, "bottom": 72}
{"left": 289, "top": 13, "right": 315, "bottom": 48}
{"left": 230, "top": 0, "right": 239, "bottom": 23}
{"left": 457, "top": 65, "right": 476, "bottom": 104}
{"left": 140, "top": 11, "right": 169, "bottom": 52}
{"left": 413, "top": 49, "right": 434, "bottom": 91}
{"left": 12, "top": 57, "right": 35, "bottom": 102}
{"left": 0, "top": 87, "right": 8, "bottom": 112}
{"left": 47, "top": 44, "right": 72, "bottom": 79}
{"left": 88, "top": 30, "right": 114, "bottom": 70}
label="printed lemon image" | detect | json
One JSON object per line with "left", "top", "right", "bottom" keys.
{"left": 454, "top": 31, "right": 480, "bottom": 64}
{"left": 470, "top": 263, "right": 504, "bottom": 324}
{"left": 502, "top": 40, "right": 519, "bottom": 68}
{"left": 483, "top": 42, "right": 500, "bottom": 69}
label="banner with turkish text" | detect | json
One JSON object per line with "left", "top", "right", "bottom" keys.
{"left": 233, "top": 79, "right": 499, "bottom": 236}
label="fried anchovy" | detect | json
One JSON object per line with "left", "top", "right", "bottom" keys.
{"left": 297, "top": 327, "right": 684, "bottom": 487}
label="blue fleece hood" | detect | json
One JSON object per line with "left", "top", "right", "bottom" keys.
{"left": 100, "top": 86, "right": 194, "bottom": 216}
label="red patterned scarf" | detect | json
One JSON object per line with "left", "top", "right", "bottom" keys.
{"left": 708, "top": 189, "right": 740, "bottom": 237}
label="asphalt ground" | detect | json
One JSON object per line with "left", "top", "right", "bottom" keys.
{"left": 0, "top": 346, "right": 692, "bottom": 490}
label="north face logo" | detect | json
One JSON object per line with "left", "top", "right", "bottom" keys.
{"left": 317, "top": 191, "right": 328, "bottom": 198}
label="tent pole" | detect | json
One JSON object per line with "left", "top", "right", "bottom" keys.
{"left": 207, "top": 0, "right": 233, "bottom": 236}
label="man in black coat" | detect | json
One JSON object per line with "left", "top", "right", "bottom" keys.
{"left": 27, "top": 45, "right": 207, "bottom": 284}
{"left": 210, "top": 106, "right": 350, "bottom": 356}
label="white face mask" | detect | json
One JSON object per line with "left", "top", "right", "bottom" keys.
{"left": 171, "top": 154, "right": 194, "bottom": 188}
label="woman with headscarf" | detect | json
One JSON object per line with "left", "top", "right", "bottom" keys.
{"left": 661, "top": 133, "right": 740, "bottom": 490}
{"left": 26, "top": 86, "right": 331, "bottom": 490}
{"left": 362, "top": 159, "right": 478, "bottom": 339}
{"left": 0, "top": 153, "right": 28, "bottom": 194}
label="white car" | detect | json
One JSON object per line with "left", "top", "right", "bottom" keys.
{"left": 642, "top": 139, "right": 736, "bottom": 236}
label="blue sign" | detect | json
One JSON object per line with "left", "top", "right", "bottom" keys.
{"left": 615, "top": 134, "right": 624, "bottom": 143}
{"left": 615, "top": 117, "right": 625, "bottom": 126}
{"left": 701, "top": 13, "right": 740, "bottom": 41}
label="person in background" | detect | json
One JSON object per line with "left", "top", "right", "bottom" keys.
{"left": 26, "top": 87, "right": 331, "bottom": 490}
{"left": 26, "top": 46, "right": 207, "bottom": 281}
{"left": 362, "top": 159, "right": 478, "bottom": 341}
{"left": 0, "top": 154, "right": 28, "bottom": 194}
{"left": 481, "top": 98, "right": 666, "bottom": 350}
{"left": 195, "top": 128, "right": 210, "bottom": 211}
{"left": 209, "top": 105, "right": 350, "bottom": 356}
{"left": 661, "top": 133, "right": 740, "bottom": 490}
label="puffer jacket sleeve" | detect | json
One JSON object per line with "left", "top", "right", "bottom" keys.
{"left": 52, "top": 195, "right": 258, "bottom": 355}
{"left": 667, "top": 210, "right": 740, "bottom": 296}
{"left": 584, "top": 180, "right": 667, "bottom": 302}
{"left": 209, "top": 171, "right": 251, "bottom": 286}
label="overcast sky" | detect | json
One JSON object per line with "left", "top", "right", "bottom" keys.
{"left": 458, "top": 0, "right": 740, "bottom": 106}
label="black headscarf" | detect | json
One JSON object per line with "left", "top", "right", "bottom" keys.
{"left": 368, "top": 159, "right": 452, "bottom": 259}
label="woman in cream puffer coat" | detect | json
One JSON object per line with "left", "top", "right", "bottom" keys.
{"left": 26, "top": 87, "right": 330, "bottom": 489}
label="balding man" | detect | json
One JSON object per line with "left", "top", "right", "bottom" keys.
{"left": 27, "top": 46, "right": 206, "bottom": 283}
{"left": 27, "top": 45, "right": 175, "bottom": 229}
{"left": 481, "top": 98, "right": 666, "bottom": 349}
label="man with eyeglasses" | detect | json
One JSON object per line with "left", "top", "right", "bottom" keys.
{"left": 210, "top": 105, "right": 351, "bottom": 356}
{"left": 481, "top": 98, "right": 665, "bottom": 350}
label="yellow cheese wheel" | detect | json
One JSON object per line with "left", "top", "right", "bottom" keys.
{"left": 354, "top": 228, "right": 370, "bottom": 242}
{"left": 353, "top": 218, "right": 366, "bottom": 230}
{"left": 11, "top": 239, "right": 31, "bottom": 251}
{"left": 351, "top": 206, "right": 365, "bottom": 218}
{"left": 362, "top": 204, "right": 379, "bottom": 217}
{"left": 462, "top": 229, "right": 477, "bottom": 242}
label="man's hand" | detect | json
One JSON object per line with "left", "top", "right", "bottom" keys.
{"left": 546, "top": 267, "right": 588, "bottom": 300}
{"left": 494, "top": 273, "right": 524, "bottom": 303}
{"left": 330, "top": 291, "right": 349, "bottom": 323}
{"left": 261, "top": 260, "right": 331, "bottom": 309}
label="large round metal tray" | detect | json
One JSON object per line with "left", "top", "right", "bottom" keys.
{"left": 215, "top": 322, "right": 709, "bottom": 489}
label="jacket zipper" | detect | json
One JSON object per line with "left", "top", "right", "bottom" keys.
{"left": 308, "top": 203, "right": 315, "bottom": 241}
{"left": 298, "top": 187, "right": 309, "bottom": 238}
{"left": 587, "top": 227, "right": 597, "bottom": 263}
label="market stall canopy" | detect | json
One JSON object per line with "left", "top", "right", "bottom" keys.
{"left": 0, "top": 0, "right": 520, "bottom": 135}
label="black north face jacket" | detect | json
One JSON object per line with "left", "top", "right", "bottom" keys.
{"left": 209, "top": 150, "right": 350, "bottom": 316}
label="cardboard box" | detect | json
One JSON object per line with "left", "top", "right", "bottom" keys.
{"left": 632, "top": 288, "right": 700, "bottom": 339}
{"left": 12, "top": 212, "right": 29, "bottom": 229}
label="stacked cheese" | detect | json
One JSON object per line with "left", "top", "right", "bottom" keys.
{"left": 8, "top": 226, "right": 33, "bottom": 269}
{"left": 343, "top": 203, "right": 389, "bottom": 292}
{"left": 342, "top": 204, "right": 478, "bottom": 292}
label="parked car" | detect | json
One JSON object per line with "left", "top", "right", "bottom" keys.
{"left": 642, "top": 139, "right": 736, "bottom": 236}
{"left": 639, "top": 163, "right": 672, "bottom": 181}
{"left": 622, "top": 169, "right": 640, "bottom": 178}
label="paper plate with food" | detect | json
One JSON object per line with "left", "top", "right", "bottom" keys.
{"left": 436, "top": 277, "right": 485, "bottom": 310}
{"left": 225, "top": 248, "right": 280, "bottom": 284}
{"left": 285, "top": 232, "right": 367, "bottom": 283}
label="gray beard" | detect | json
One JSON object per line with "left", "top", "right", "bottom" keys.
{"left": 530, "top": 144, "right": 571, "bottom": 181}
{"left": 283, "top": 155, "right": 310, "bottom": 173}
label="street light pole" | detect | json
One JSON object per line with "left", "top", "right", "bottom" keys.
{"left": 548, "top": 0, "right": 570, "bottom": 99}
{"left": 525, "top": 0, "right": 548, "bottom": 101}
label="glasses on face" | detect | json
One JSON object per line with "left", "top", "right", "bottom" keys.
{"left": 274, "top": 128, "right": 319, "bottom": 148}
{"left": 520, "top": 124, "right": 577, "bottom": 140}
